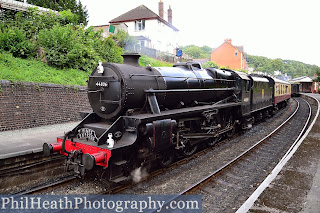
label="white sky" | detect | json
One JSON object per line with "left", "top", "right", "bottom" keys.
{"left": 81, "top": 0, "right": 320, "bottom": 66}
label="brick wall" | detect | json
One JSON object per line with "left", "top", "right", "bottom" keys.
{"left": 0, "top": 80, "right": 91, "bottom": 131}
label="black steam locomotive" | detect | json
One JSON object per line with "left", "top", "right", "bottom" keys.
{"left": 43, "top": 53, "right": 288, "bottom": 182}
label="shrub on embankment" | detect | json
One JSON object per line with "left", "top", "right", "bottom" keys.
{"left": 0, "top": 7, "right": 123, "bottom": 72}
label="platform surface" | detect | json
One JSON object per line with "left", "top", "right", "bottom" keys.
{"left": 0, "top": 121, "right": 78, "bottom": 159}
{"left": 245, "top": 93, "right": 320, "bottom": 213}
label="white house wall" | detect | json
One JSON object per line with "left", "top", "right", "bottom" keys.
{"left": 125, "top": 19, "right": 178, "bottom": 54}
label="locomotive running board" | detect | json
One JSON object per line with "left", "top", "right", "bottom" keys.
{"left": 125, "top": 102, "right": 242, "bottom": 123}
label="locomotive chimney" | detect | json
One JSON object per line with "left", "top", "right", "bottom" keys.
{"left": 168, "top": 5, "right": 172, "bottom": 24}
{"left": 159, "top": 0, "right": 164, "bottom": 19}
{"left": 122, "top": 53, "right": 141, "bottom": 66}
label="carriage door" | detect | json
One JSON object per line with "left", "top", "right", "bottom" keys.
{"left": 241, "top": 79, "right": 251, "bottom": 115}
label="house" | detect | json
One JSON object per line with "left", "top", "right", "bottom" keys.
{"left": 274, "top": 71, "right": 292, "bottom": 82}
{"left": 211, "top": 39, "right": 248, "bottom": 70}
{"left": 289, "top": 76, "right": 314, "bottom": 93}
{"left": 109, "top": 1, "right": 179, "bottom": 55}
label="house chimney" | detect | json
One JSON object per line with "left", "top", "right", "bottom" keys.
{"left": 168, "top": 5, "right": 172, "bottom": 24}
{"left": 159, "top": 0, "right": 164, "bottom": 19}
{"left": 225, "top": 38, "right": 232, "bottom": 44}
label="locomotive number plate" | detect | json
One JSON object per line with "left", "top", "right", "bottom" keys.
{"left": 77, "top": 128, "right": 98, "bottom": 143}
{"left": 96, "top": 81, "right": 109, "bottom": 87}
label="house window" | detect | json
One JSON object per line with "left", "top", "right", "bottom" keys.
{"left": 235, "top": 50, "right": 238, "bottom": 57}
{"left": 135, "top": 20, "right": 145, "bottom": 31}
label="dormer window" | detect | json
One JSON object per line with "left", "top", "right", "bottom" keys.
{"left": 135, "top": 20, "right": 145, "bottom": 31}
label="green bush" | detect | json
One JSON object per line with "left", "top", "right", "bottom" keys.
{"left": 38, "top": 25, "right": 123, "bottom": 71}
{"left": 0, "top": 7, "right": 126, "bottom": 72}
{"left": 0, "top": 26, "right": 35, "bottom": 58}
{"left": 202, "top": 61, "right": 219, "bottom": 68}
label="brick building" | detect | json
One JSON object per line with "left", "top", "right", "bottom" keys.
{"left": 211, "top": 39, "right": 248, "bottom": 70}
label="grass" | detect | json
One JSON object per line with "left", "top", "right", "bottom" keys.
{"left": 0, "top": 52, "right": 173, "bottom": 86}
{"left": 0, "top": 52, "right": 90, "bottom": 86}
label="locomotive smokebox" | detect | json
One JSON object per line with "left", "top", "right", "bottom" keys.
{"left": 122, "top": 53, "right": 141, "bottom": 66}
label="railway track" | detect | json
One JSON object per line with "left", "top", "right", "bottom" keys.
{"left": 13, "top": 175, "right": 77, "bottom": 195}
{"left": 101, "top": 101, "right": 295, "bottom": 195}
{"left": 0, "top": 155, "right": 64, "bottom": 177}
{"left": 0, "top": 153, "right": 69, "bottom": 194}
{"left": 12, "top": 98, "right": 306, "bottom": 198}
{"left": 14, "top": 112, "right": 255, "bottom": 195}
{"left": 154, "top": 97, "right": 315, "bottom": 213}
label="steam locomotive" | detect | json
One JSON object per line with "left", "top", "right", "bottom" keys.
{"left": 43, "top": 53, "right": 291, "bottom": 183}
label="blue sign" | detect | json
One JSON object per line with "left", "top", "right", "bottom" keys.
{"left": 176, "top": 49, "right": 182, "bottom": 57}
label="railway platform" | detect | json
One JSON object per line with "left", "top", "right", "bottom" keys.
{"left": 238, "top": 93, "right": 320, "bottom": 213}
{"left": 0, "top": 121, "right": 78, "bottom": 159}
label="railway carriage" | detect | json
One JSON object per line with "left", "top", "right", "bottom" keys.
{"left": 274, "top": 79, "right": 291, "bottom": 107}
{"left": 291, "top": 83, "right": 300, "bottom": 97}
{"left": 43, "top": 54, "right": 292, "bottom": 182}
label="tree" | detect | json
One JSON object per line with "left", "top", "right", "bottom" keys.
{"left": 202, "top": 61, "right": 219, "bottom": 68}
{"left": 27, "top": 0, "right": 88, "bottom": 25}
{"left": 111, "top": 30, "right": 137, "bottom": 53}
{"left": 181, "top": 45, "right": 212, "bottom": 59}
{"left": 271, "top": 59, "right": 283, "bottom": 71}
{"left": 313, "top": 66, "right": 320, "bottom": 82}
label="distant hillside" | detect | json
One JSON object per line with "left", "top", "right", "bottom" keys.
{"left": 247, "top": 55, "right": 320, "bottom": 78}
{"left": 180, "top": 44, "right": 320, "bottom": 78}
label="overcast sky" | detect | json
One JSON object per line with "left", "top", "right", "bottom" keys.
{"left": 81, "top": 0, "right": 320, "bottom": 66}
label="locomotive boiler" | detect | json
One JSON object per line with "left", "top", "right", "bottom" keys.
{"left": 43, "top": 53, "right": 288, "bottom": 182}
{"left": 88, "top": 53, "right": 237, "bottom": 119}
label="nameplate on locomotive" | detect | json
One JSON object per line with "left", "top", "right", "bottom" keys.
{"left": 77, "top": 128, "right": 98, "bottom": 142}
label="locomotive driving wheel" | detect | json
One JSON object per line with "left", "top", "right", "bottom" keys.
{"left": 206, "top": 136, "right": 220, "bottom": 147}
{"left": 158, "top": 150, "right": 175, "bottom": 167}
{"left": 206, "top": 116, "right": 221, "bottom": 147}
{"left": 181, "top": 139, "right": 198, "bottom": 157}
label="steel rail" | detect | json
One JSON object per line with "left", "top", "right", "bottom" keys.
{"left": 13, "top": 175, "right": 77, "bottom": 195}
{"left": 0, "top": 155, "right": 64, "bottom": 177}
{"left": 102, "top": 102, "right": 291, "bottom": 195}
{"left": 181, "top": 98, "right": 301, "bottom": 195}
{"left": 236, "top": 96, "right": 318, "bottom": 212}
{"left": 11, "top": 100, "right": 298, "bottom": 197}
{"left": 151, "top": 98, "right": 304, "bottom": 211}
